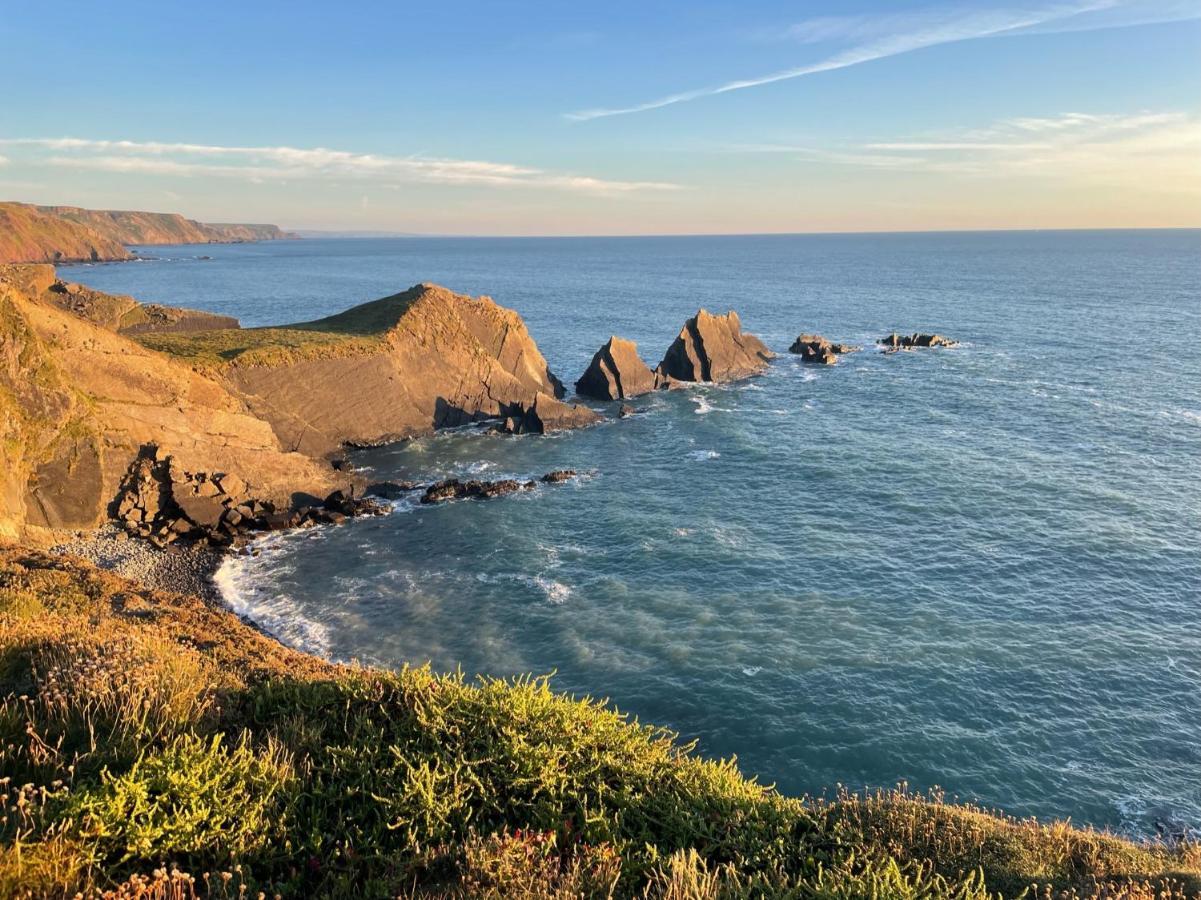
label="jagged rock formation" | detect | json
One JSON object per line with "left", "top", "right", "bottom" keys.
{"left": 0, "top": 203, "right": 131, "bottom": 264}
{"left": 143, "top": 283, "right": 599, "bottom": 455}
{"left": 0, "top": 264, "right": 333, "bottom": 541}
{"left": 788, "top": 334, "right": 861, "bottom": 365}
{"left": 656, "top": 310, "right": 774, "bottom": 383}
{"left": 880, "top": 332, "right": 958, "bottom": 352}
{"left": 0, "top": 202, "right": 295, "bottom": 264}
{"left": 420, "top": 470, "right": 578, "bottom": 504}
{"left": 574, "top": 336, "right": 658, "bottom": 400}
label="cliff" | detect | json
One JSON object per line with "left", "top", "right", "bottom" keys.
{"left": 39, "top": 204, "right": 297, "bottom": 245}
{"left": 0, "top": 265, "right": 333, "bottom": 540}
{"left": 138, "top": 282, "right": 600, "bottom": 456}
{"left": 0, "top": 202, "right": 296, "bottom": 264}
{"left": 0, "top": 203, "right": 131, "bottom": 264}
{"left": 0, "top": 268, "right": 596, "bottom": 539}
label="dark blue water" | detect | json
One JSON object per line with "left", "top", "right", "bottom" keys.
{"left": 72, "top": 232, "right": 1201, "bottom": 836}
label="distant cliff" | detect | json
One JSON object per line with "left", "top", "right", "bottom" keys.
{"left": 0, "top": 203, "right": 131, "bottom": 264}
{"left": 0, "top": 201, "right": 297, "bottom": 263}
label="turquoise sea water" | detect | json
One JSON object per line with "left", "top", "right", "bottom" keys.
{"left": 72, "top": 231, "right": 1201, "bottom": 837}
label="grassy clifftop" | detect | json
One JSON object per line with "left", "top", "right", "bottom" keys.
{"left": 1, "top": 549, "right": 1196, "bottom": 899}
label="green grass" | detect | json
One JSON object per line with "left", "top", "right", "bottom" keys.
{"left": 132, "top": 286, "right": 425, "bottom": 369}
{"left": 1, "top": 549, "right": 1198, "bottom": 899}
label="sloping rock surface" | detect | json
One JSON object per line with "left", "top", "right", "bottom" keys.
{"left": 218, "top": 284, "right": 590, "bottom": 455}
{"left": 575, "top": 336, "right": 657, "bottom": 400}
{"left": 656, "top": 309, "right": 775, "bottom": 383}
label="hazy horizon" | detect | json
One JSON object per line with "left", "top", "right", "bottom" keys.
{"left": 3, "top": 0, "right": 1199, "bottom": 235}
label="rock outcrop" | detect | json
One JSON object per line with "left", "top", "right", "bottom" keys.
{"left": 145, "top": 283, "right": 598, "bottom": 455}
{"left": 879, "top": 332, "right": 958, "bottom": 352}
{"left": 788, "top": 334, "right": 861, "bottom": 365}
{"left": 656, "top": 310, "right": 774, "bottom": 383}
{"left": 496, "top": 395, "right": 600, "bottom": 435}
{"left": 38, "top": 272, "right": 240, "bottom": 334}
{"left": 420, "top": 470, "right": 579, "bottom": 504}
{"left": 575, "top": 336, "right": 657, "bottom": 400}
{"left": 0, "top": 264, "right": 333, "bottom": 541}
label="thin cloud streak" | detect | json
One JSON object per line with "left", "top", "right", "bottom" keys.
{"left": 0, "top": 137, "right": 680, "bottom": 194}
{"left": 565, "top": 0, "right": 1194, "bottom": 121}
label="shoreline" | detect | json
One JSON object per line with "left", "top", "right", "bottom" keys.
{"left": 50, "top": 523, "right": 228, "bottom": 603}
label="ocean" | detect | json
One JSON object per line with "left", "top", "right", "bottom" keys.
{"left": 70, "top": 230, "right": 1201, "bottom": 838}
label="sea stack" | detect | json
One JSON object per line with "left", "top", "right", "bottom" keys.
{"left": 575, "top": 336, "right": 657, "bottom": 400}
{"left": 656, "top": 309, "right": 774, "bottom": 383}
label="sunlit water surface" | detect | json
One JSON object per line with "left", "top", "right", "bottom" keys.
{"left": 74, "top": 231, "right": 1201, "bottom": 836}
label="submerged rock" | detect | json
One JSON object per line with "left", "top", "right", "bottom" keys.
{"left": 540, "top": 469, "right": 577, "bottom": 483}
{"left": 879, "top": 332, "right": 958, "bottom": 352}
{"left": 575, "top": 336, "right": 657, "bottom": 400}
{"left": 788, "top": 334, "right": 861, "bottom": 365}
{"left": 420, "top": 478, "right": 534, "bottom": 504}
{"left": 656, "top": 309, "right": 774, "bottom": 383}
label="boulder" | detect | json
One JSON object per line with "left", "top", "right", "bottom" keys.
{"left": 879, "top": 332, "right": 958, "bottom": 352}
{"left": 788, "top": 334, "right": 861, "bottom": 365}
{"left": 541, "top": 469, "right": 577, "bottom": 483}
{"left": 656, "top": 310, "right": 774, "bottom": 383}
{"left": 575, "top": 336, "right": 657, "bottom": 400}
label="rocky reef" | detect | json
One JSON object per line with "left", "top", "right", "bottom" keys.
{"left": 789, "top": 333, "right": 861, "bottom": 365}
{"left": 880, "top": 332, "right": 958, "bottom": 351}
{"left": 656, "top": 309, "right": 774, "bottom": 383}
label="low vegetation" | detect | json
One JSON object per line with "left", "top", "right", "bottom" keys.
{"left": 133, "top": 288, "right": 423, "bottom": 369}
{"left": 1, "top": 549, "right": 1197, "bottom": 898}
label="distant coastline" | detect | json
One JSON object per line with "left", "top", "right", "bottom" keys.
{"left": 0, "top": 200, "right": 298, "bottom": 265}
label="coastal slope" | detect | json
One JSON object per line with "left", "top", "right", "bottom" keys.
{"left": 2, "top": 548, "right": 1196, "bottom": 898}
{"left": 138, "top": 282, "right": 600, "bottom": 456}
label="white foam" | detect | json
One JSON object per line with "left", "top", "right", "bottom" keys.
{"left": 534, "top": 576, "right": 572, "bottom": 604}
{"left": 688, "top": 449, "right": 720, "bottom": 461}
{"left": 742, "top": 666, "right": 763, "bottom": 676}
{"left": 213, "top": 551, "right": 333, "bottom": 657}
{"left": 692, "top": 396, "right": 715, "bottom": 415}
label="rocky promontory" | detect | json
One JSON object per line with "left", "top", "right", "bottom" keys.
{"left": 575, "top": 336, "right": 658, "bottom": 400}
{"left": 0, "top": 266, "right": 599, "bottom": 542}
{"left": 656, "top": 309, "right": 774, "bottom": 383}
{"left": 137, "top": 282, "right": 599, "bottom": 456}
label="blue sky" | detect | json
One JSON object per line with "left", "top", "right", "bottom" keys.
{"left": 1, "top": 0, "right": 1198, "bottom": 234}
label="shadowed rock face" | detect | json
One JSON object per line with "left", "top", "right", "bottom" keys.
{"left": 495, "top": 394, "right": 600, "bottom": 434}
{"left": 656, "top": 309, "right": 775, "bottom": 383}
{"left": 575, "top": 336, "right": 657, "bottom": 400}
{"left": 788, "top": 334, "right": 861, "bottom": 365}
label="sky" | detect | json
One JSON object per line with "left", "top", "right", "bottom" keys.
{"left": 1, "top": 0, "right": 1199, "bottom": 235}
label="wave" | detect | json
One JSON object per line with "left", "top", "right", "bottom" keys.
{"left": 213, "top": 550, "right": 333, "bottom": 657}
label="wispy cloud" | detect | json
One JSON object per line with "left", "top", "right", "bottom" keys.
{"left": 0, "top": 155, "right": 9, "bottom": 166}
{"left": 844, "top": 111, "right": 1201, "bottom": 187}
{"left": 566, "top": 0, "right": 1199, "bottom": 121}
{"left": 0, "top": 137, "right": 680, "bottom": 194}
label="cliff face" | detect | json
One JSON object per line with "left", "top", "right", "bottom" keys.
{"left": 0, "top": 202, "right": 296, "bottom": 264}
{"left": 142, "top": 283, "right": 598, "bottom": 456}
{"left": 0, "top": 265, "right": 332, "bottom": 540}
{"left": 0, "top": 203, "right": 131, "bottom": 264}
